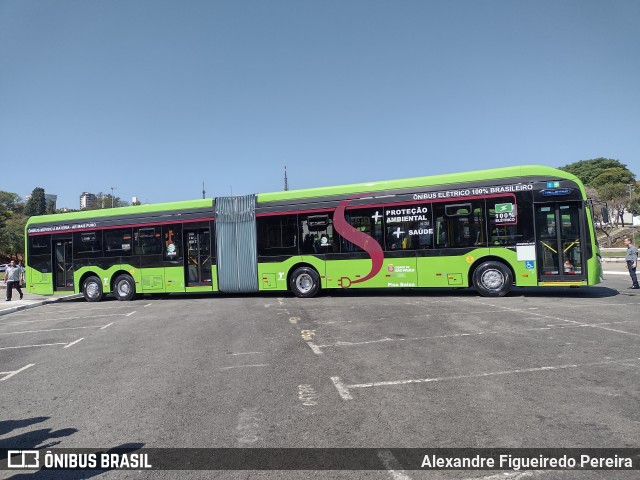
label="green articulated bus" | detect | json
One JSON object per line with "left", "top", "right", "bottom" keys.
{"left": 25, "top": 165, "right": 602, "bottom": 302}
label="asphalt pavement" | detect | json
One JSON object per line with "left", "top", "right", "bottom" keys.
{"left": 1, "top": 263, "right": 639, "bottom": 480}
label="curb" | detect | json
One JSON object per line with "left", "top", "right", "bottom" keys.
{"left": 0, "top": 294, "right": 83, "bottom": 317}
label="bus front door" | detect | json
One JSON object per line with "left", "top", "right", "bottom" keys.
{"left": 185, "top": 228, "right": 212, "bottom": 286}
{"left": 53, "top": 238, "right": 74, "bottom": 291}
{"left": 535, "top": 203, "right": 585, "bottom": 282}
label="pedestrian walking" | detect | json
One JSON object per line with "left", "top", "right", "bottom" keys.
{"left": 4, "top": 260, "right": 24, "bottom": 301}
{"left": 624, "top": 237, "right": 639, "bottom": 289}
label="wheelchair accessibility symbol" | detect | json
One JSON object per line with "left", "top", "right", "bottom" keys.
{"left": 525, "top": 261, "right": 535, "bottom": 270}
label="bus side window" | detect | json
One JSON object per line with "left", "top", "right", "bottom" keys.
{"left": 433, "top": 202, "right": 484, "bottom": 248}
{"left": 257, "top": 215, "right": 298, "bottom": 256}
{"left": 342, "top": 208, "right": 384, "bottom": 252}
{"left": 487, "top": 197, "right": 520, "bottom": 245}
{"left": 435, "top": 217, "right": 448, "bottom": 248}
{"left": 162, "top": 225, "right": 182, "bottom": 262}
{"left": 299, "top": 214, "right": 334, "bottom": 254}
{"left": 134, "top": 227, "right": 161, "bottom": 255}
{"left": 103, "top": 228, "right": 133, "bottom": 256}
{"left": 73, "top": 231, "right": 103, "bottom": 257}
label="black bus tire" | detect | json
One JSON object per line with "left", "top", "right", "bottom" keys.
{"left": 472, "top": 261, "right": 513, "bottom": 297}
{"left": 289, "top": 267, "right": 320, "bottom": 298}
{"left": 113, "top": 274, "right": 136, "bottom": 301}
{"left": 83, "top": 276, "right": 104, "bottom": 302}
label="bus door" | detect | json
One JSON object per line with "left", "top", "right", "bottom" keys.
{"left": 185, "top": 228, "right": 212, "bottom": 286}
{"left": 53, "top": 238, "right": 74, "bottom": 291}
{"left": 534, "top": 203, "right": 585, "bottom": 282}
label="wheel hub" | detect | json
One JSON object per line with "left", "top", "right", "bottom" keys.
{"left": 481, "top": 269, "right": 504, "bottom": 290}
{"left": 296, "top": 274, "right": 313, "bottom": 293}
{"left": 86, "top": 283, "right": 99, "bottom": 298}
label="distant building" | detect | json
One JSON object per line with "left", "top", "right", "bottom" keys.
{"left": 131, "top": 196, "right": 140, "bottom": 205}
{"left": 24, "top": 193, "right": 57, "bottom": 210}
{"left": 80, "top": 192, "right": 98, "bottom": 210}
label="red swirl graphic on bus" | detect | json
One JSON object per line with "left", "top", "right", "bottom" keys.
{"left": 333, "top": 199, "right": 384, "bottom": 287}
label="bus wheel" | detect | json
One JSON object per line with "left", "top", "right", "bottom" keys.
{"left": 472, "top": 261, "right": 513, "bottom": 297}
{"left": 290, "top": 267, "right": 320, "bottom": 298}
{"left": 113, "top": 274, "right": 136, "bottom": 301}
{"left": 83, "top": 276, "right": 103, "bottom": 302}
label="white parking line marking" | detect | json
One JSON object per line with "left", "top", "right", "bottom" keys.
{"left": 376, "top": 450, "right": 412, "bottom": 480}
{"left": 230, "top": 352, "right": 265, "bottom": 356}
{"left": 125, "top": 311, "right": 136, "bottom": 317}
{"left": 319, "top": 337, "right": 396, "bottom": 348}
{"left": 316, "top": 318, "right": 640, "bottom": 350}
{"left": 10, "top": 305, "right": 137, "bottom": 315}
{"left": 0, "top": 363, "right": 35, "bottom": 381}
{"left": 0, "top": 325, "right": 109, "bottom": 335}
{"left": 548, "top": 319, "right": 638, "bottom": 328}
{"left": 617, "top": 362, "right": 640, "bottom": 368}
{"left": 417, "top": 309, "right": 543, "bottom": 317}
{"left": 100, "top": 323, "right": 114, "bottom": 330}
{"left": 462, "top": 298, "right": 578, "bottom": 324}
{"left": 302, "top": 301, "right": 640, "bottom": 319}
{"left": 0, "top": 342, "right": 67, "bottom": 351}
{"left": 0, "top": 313, "right": 129, "bottom": 326}
{"left": 220, "top": 364, "right": 269, "bottom": 371}
{"left": 306, "top": 342, "right": 323, "bottom": 355}
{"left": 332, "top": 357, "right": 640, "bottom": 400}
{"left": 144, "top": 303, "right": 152, "bottom": 307}
{"left": 330, "top": 376, "right": 353, "bottom": 400}
{"left": 592, "top": 326, "right": 640, "bottom": 337}
{"left": 64, "top": 338, "right": 84, "bottom": 348}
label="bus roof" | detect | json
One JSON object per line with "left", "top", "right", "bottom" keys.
{"left": 27, "top": 164, "right": 581, "bottom": 226}
{"left": 26, "top": 198, "right": 212, "bottom": 227}
{"left": 257, "top": 164, "right": 582, "bottom": 203}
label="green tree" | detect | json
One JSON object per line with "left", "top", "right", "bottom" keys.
{"left": 560, "top": 158, "right": 635, "bottom": 186}
{"left": 597, "top": 183, "right": 628, "bottom": 203}
{"left": 560, "top": 158, "right": 637, "bottom": 231}
{"left": 0, "top": 212, "right": 27, "bottom": 259}
{"left": 0, "top": 191, "right": 21, "bottom": 213}
{"left": 591, "top": 167, "right": 636, "bottom": 191}
{"left": 586, "top": 187, "right": 617, "bottom": 245}
{"left": 97, "top": 192, "right": 130, "bottom": 209}
{"left": 0, "top": 191, "right": 20, "bottom": 229}
{"left": 0, "top": 191, "right": 26, "bottom": 259}
{"left": 23, "top": 187, "right": 47, "bottom": 217}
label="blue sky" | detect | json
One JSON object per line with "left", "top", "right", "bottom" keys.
{"left": 1, "top": 0, "right": 638, "bottom": 209}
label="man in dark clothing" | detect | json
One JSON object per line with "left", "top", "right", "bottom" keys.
{"left": 624, "top": 237, "right": 639, "bottom": 289}
{"left": 3, "top": 260, "right": 24, "bottom": 301}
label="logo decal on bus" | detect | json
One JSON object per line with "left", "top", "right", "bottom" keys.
{"left": 333, "top": 198, "right": 384, "bottom": 287}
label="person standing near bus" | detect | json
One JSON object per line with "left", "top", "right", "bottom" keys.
{"left": 624, "top": 237, "right": 639, "bottom": 289}
{"left": 4, "top": 260, "right": 24, "bottom": 301}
